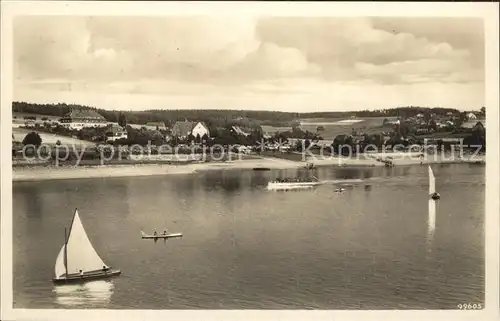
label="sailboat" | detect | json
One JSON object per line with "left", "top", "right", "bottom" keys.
{"left": 53, "top": 209, "right": 121, "bottom": 284}
{"left": 429, "top": 166, "right": 441, "bottom": 200}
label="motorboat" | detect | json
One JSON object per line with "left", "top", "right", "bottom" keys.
{"left": 266, "top": 177, "right": 320, "bottom": 190}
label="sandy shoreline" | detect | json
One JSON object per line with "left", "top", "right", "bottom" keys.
{"left": 12, "top": 154, "right": 485, "bottom": 182}
{"left": 12, "top": 157, "right": 304, "bottom": 182}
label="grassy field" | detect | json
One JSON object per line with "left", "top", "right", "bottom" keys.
{"left": 12, "top": 127, "right": 95, "bottom": 147}
{"left": 261, "top": 125, "right": 293, "bottom": 134}
{"left": 262, "top": 117, "right": 396, "bottom": 139}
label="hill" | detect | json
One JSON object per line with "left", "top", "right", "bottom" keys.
{"left": 12, "top": 101, "right": 463, "bottom": 128}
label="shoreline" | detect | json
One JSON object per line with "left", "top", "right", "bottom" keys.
{"left": 12, "top": 157, "right": 303, "bottom": 182}
{"left": 11, "top": 154, "right": 485, "bottom": 182}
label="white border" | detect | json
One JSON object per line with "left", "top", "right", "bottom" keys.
{"left": 1, "top": 2, "right": 499, "bottom": 321}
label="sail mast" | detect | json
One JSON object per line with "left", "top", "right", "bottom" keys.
{"left": 64, "top": 228, "right": 68, "bottom": 277}
{"left": 64, "top": 208, "right": 77, "bottom": 277}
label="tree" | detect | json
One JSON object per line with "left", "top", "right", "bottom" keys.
{"left": 332, "top": 135, "right": 354, "bottom": 155}
{"left": 423, "top": 111, "right": 431, "bottom": 122}
{"left": 429, "top": 119, "right": 437, "bottom": 132}
{"left": 187, "top": 134, "right": 195, "bottom": 144}
{"left": 22, "top": 132, "right": 42, "bottom": 146}
{"left": 399, "top": 122, "right": 416, "bottom": 137}
{"left": 118, "top": 113, "right": 127, "bottom": 127}
{"left": 385, "top": 135, "right": 403, "bottom": 147}
{"left": 304, "top": 139, "right": 311, "bottom": 150}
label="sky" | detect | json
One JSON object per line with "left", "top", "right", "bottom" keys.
{"left": 13, "top": 16, "right": 485, "bottom": 112}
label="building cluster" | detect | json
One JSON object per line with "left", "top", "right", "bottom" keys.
{"left": 393, "top": 110, "right": 485, "bottom": 135}
{"left": 16, "top": 107, "right": 486, "bottom": 150}
{"left": 24, "top": 108, "right": 220, "bottom": 144}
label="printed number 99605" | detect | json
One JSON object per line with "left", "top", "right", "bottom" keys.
{"left": 457, "top": 303, "right": 482, "bottom": 310}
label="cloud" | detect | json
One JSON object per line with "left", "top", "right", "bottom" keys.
{"left": 256, "top": 17, "right": 481, "bottom": 84}
{"left": 14, "top": 16, "right": 320, "bottom": 84}
{"left": 13, "top": 16, "right": 485, "bottom": 111}
{"left": 354, "top": 58, "right": 482, "bottom": 84}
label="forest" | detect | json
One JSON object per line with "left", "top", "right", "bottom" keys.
{"left": 12, "top": 101, "right": 466, "bottom": 128}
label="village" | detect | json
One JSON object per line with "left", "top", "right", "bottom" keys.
{"left": 12, "top": 104, "right": 486, "bottom": 167}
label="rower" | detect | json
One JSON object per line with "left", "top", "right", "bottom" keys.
{"left": 153, "top": 229, "right": 158, "bottom": 236}
{"left": 79, "top": 269, "right": 83, "bottom": 277}
{"left": 163, "top": 229, "right": 168, "bottom": 235}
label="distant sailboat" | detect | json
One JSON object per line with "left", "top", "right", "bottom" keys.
{"left": 429, "top": 166, "right": 441, "bottom": 200}
{"left": 53, "top": 209, "right": 121, "bottom": 284}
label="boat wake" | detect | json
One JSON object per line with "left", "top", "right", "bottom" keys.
{"left": 266, "top": 184, "right": 317, "bottom": 191}
{"left": 318, "top": 178, "right": 365, "bottom": 185}
{"left": 265, "top": 178, "right": 366, "bottom": 191}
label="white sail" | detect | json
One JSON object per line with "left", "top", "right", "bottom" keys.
{"left": 54, "top": 245, "right": 66, "bottom": 279}
{"left": 428, "top": 166, "right": 436, "bottom": 194}
{"left": 65, "top": 209, "right": 107, "bottom": 275}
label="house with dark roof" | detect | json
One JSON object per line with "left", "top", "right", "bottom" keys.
{"left": 105, "top": 125, "right": 128, "bottom": 143}
{"left": 171, "top": 121, "right": 195, "bottom": 138}
{"left": 461, "top": 120, "right": 485, "bottom": 131}
{"left": 59, "top": 109, "right": 108, "bottom": 130}
{"left": 231, "top": 126, "right": 250, "bottom": 137}
{"left": 170, "top": 121, "right": 211, "bottom": 140}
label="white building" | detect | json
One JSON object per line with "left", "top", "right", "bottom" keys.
{"left": 105, "top": 125, "right": 128, "bottom": 143}
{"left": 467, "top": 112, "right": 477, "bottom": 120}
{"left": 191, "top": 122, "right": 210, "bottom": 138}
{"left": 59, "top": 109, "right": 108, "bottom": 130}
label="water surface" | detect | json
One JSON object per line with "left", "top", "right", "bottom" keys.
{"left": 13, "top": 164, "right": 485, "bottom": 309}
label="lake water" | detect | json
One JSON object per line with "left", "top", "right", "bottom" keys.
{"left": 13, "top": 164, "right": 485, "bottom": 309}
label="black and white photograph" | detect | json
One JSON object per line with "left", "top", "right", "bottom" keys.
{"left": 1, "top": 1, "right": 499, "bottom": 320}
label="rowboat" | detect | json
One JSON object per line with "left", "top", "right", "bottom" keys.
{"left": 52, "top": 209, "right": 121, "bottom": 284}
{"left": 141, "top": 231, "right": 183, "bottom": 239}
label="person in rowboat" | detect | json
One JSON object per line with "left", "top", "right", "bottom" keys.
{"left": 163, "top": 229, "right": 168, "bottom": 235}
{"left": 153, "top": 229, "right": 157, "bottom": 236}
{"left": 79, "top": 269, "right": 83, "bottom": 277}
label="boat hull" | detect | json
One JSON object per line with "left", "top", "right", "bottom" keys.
{"left": 52, "top": 269, "right": 121, "bottom": 284}
{"left": 142, "top": 233, "right": 183, "bottom": 239}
